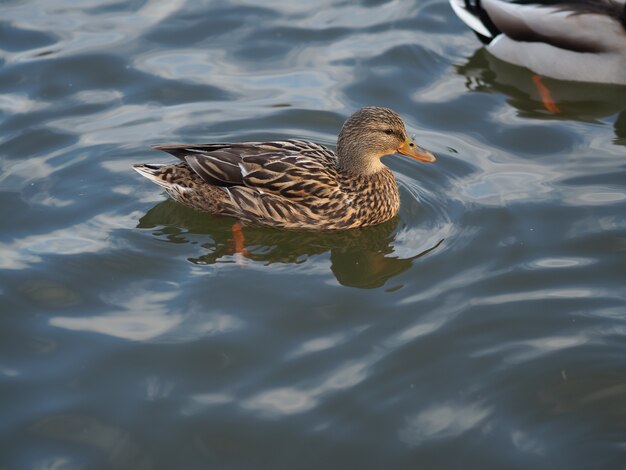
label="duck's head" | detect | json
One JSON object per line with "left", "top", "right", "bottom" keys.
{"left": 336, "top": 107, "right": 435, "bottom": 175}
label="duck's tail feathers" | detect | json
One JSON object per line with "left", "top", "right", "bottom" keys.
{"left": 133, "top": 163, "right": 175, "bottom": 190}
{"left": 449, "top": 0, "right": 500, "bottom": 43}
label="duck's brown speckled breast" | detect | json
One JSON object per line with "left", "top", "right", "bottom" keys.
{"left": 336, "top": 167, "right": 400, "bottom": 230}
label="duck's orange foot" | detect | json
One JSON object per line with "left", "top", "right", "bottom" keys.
{"left": 230, "top": 223, "right": 250, "bottom": 260}
{"left": 532, "top": 74, "right": 560, "bottom": 114}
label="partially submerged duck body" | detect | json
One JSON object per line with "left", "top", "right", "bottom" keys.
{"left": 450, "top": 0, "right": 626, "bottom": 85}
{"left": 133, "top": 107, "right": 435, "bottom": 230}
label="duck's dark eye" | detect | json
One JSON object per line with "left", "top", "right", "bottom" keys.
{"left": 384, "top": 129, "right": 394, "bottom": 135}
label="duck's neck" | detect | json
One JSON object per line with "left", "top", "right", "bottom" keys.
{"left": 336, "top": 141, "right": 385, "bottom": 176}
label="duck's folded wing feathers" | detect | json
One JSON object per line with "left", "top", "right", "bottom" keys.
{"left": 241, "top": 154, "right": 340, "bottom": 201}
{"left": 153, "top": 140, "right": 334, "bottom": 188}
{"left": 482, "top": 0, "right": 626, "bottom": 53}
{"left": 184, "top": 150, "right": 245, "bottom": 186}
{"left": 222, "top": 154, "right": 343, "bottom": 227}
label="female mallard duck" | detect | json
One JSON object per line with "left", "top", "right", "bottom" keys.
{"left": 133, "top": 107, "right": 435, "bottom": 230}
{"left": 449, "top": 0, "right": 626, "bottom": 85}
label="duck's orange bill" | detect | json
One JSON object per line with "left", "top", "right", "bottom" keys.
{"left": 397, "top": 137, "right": 436, "bottom": 163}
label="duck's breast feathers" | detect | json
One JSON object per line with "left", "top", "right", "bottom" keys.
{"left": 152, "top": 139, "right": 337, "bottom": 189}
{"left": 481, "top": 0, "right": 626, "bottom": 53}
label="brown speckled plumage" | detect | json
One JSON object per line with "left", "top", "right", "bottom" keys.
{"left": 133, "top": 107, "right": 435, "bottom": 230}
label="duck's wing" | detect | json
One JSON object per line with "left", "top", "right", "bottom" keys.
{"left": 481, "top": 0, "right": 626, "bottom": 53}
{"left": 153, "top": 139, "right": 337, "bottom": 190}
{"left": 153, "top": 139, "right": 346, "bottom": 228}
{"left": 153, "top": 141, "right": 290, "bottom": 187}
{"left": 154, "top": 139, "right": 341, "bottom": 201}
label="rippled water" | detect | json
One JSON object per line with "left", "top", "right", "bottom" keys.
{"left": 1, "top": 0, "right": 625, "bottom": 468}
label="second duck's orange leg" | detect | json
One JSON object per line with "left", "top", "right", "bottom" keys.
{"left": 532, "top": 74, "right": 560, "bottom": 114}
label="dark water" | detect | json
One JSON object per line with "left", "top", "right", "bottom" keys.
{"left": 1, "top": 1, "right": 625, "bottom": 468}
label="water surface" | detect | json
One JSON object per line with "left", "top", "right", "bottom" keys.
{"left": 1, "top": 0, "right": 625, "bottom": 468}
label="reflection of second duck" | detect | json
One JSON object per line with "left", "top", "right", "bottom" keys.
{"left": 458, "top": 48, "right": 626, "bottom": 118}
{"left": 138, "top": 201, "right": 442, "bottom": 289}
{"left": 456, "top": 48, "right": 626, "bottom": 144}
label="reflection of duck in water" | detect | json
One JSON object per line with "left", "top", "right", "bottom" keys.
{"left": 133, "top": 107, "right": 435, "bottom": 231}
{"left": 450, "top": 0, "right": 626, "bottom": 86}
{"left": 456, "top": 48, "right": 626, "bottom": 144}
{"left": 137, "top": 200, "right": 442, "bottom": 289}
